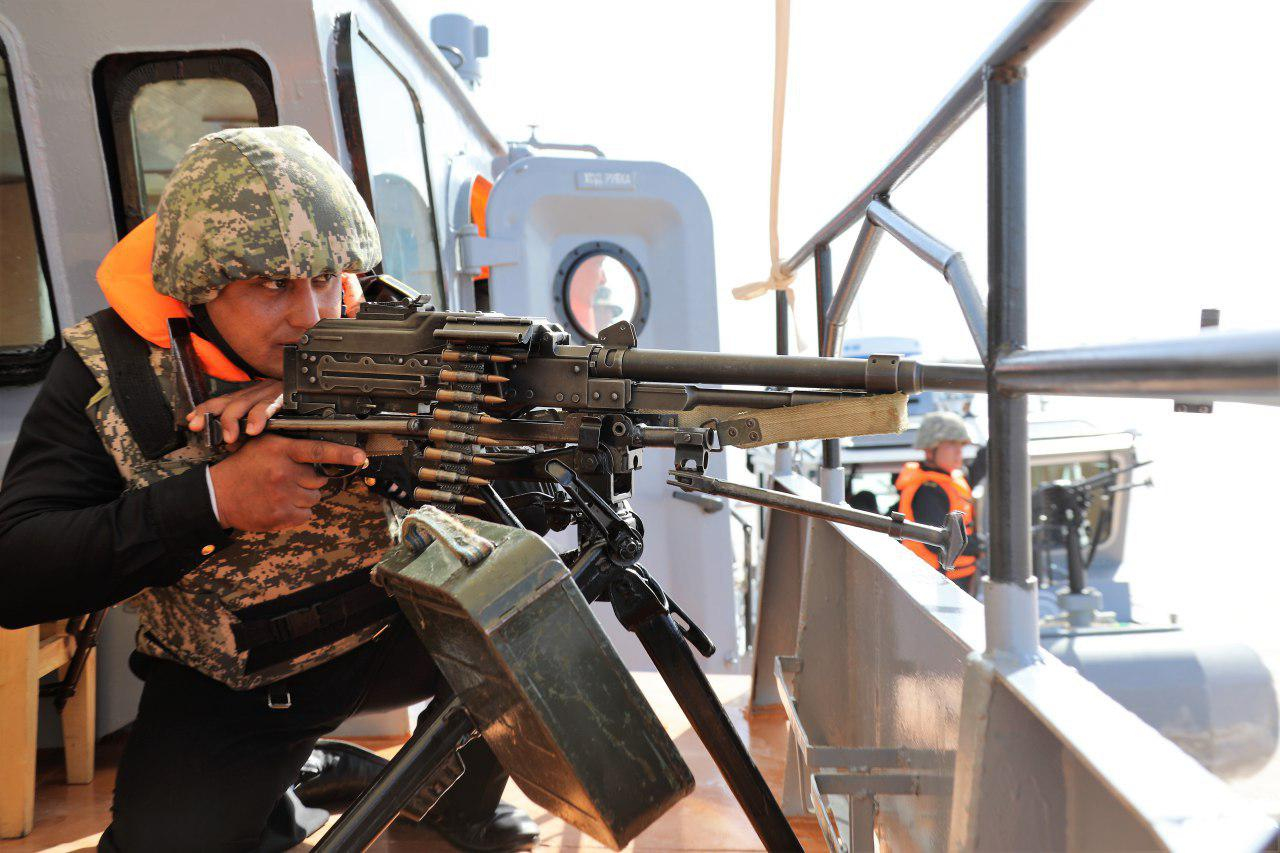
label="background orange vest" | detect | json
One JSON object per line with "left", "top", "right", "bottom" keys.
{"left": 895, "top": 462, "right": 977, "bottom": 580}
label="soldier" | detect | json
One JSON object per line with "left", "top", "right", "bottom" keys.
{"left": 0, "top": 127, "right": 538, "bottom": 852}
{"left": 893, "top": 410, "right": 986, "bottom": 593}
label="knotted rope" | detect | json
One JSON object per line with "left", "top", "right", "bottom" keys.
{"left": 733, "top": 0, "right": 805, "bottom": 350}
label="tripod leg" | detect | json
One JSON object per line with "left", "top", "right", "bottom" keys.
{"left": 313, "top": 693, "right": 477, "bottom": 852}
{"left": 632, "top": 612, "right": 802, "bottom": 851}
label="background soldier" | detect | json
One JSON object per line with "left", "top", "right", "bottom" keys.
{"left": 893, "top": 410, "right": 986, "bottom": 593}
{"left": 0, "top": 126, "right": 537, "bottom": 852}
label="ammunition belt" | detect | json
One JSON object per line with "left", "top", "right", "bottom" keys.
{"left": 416, "top": 335, "right": 511, "bottom": 512}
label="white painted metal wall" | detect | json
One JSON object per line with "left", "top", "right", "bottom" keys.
{"left": 754, "top": 474, "right": 1277, "bottom": 851}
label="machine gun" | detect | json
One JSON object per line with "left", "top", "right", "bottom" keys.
{"left": 1032, "top": 460, "right": 1153, "bottom": 625}
{"left": 168, "top": 279, "right": 984, "bottom": 849}
{"left": 173, "top": 280, "right": 980, "bottom": 570}
{"left": 266, "top": 288, "right": 974, "bottom": 627}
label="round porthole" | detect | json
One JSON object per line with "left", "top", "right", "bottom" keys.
{"left": 553, "top": 242, "right": 651, "bottom": 342}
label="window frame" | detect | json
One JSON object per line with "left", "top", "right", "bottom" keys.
{"left": 334, "top": 13, "right": 446, "bottom": 305}
{"left": 93, "top": 50, "right": 277, "bottom": 237}
{"left": 553, "top": 241, "right": 652, "bottom": 343}
{"left": 0, "top": 35, "right": 59, "bottom": 385}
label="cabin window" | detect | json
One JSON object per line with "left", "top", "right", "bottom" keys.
{"left": 95, "top": 51, "right": 277, "bottom": 234}
{"left": 129, "top": 80, "right": 258, "bottom": 217}
{"left": 553, "top": 241, "right": 651, "bottom": 342}
{"left": 336, "top": 15, "right": 445, "bottom": 306}
{"left": 0, "top": 42, "right": 57, "bottom": 385}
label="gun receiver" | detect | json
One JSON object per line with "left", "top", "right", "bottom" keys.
{"left": 281, "top": 297, "right": 982, "bottom": 417}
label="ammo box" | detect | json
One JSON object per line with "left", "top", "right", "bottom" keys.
{"left": 376, "top": 514, "right": 693, "bottom": 850}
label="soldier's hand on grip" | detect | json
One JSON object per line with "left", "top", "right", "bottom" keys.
{"left": 209, "top": 435, "right": 367, "bottom": 531}
{"left": 187, "top": 380, "right": 285, "bottom": 445}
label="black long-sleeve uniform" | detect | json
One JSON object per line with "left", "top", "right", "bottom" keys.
{"left": 0, "top": 346, "right": 230, "bottom": 628}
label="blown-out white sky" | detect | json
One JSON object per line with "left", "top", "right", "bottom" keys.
{"left": 406, "top": 0, "right": 1280, "bottom": 809}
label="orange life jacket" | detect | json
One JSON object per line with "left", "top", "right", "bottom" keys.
{"left": 895, "top": 462, "right": 977, "bottom": 580}
{"left": 96, "top": 216, "right": 249, "bottom": 382}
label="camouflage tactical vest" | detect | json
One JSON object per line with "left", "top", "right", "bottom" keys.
{"left": 64, "top": 314, "right": 396, "bottom": 690}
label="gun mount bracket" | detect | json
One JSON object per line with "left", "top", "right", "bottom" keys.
{"left": 717, "top": 417, "right": 763, "bottom": 448}
{"left": 865, "top": 353, "right": 901, "bottom": 393}
{"left": 672, "top": 428, "right": 712, "bottom": 472}
{"left": 586, "top": 378, "right": 631, "bottom": 409}
{"left": 597, "top": 320, "right": 638, "bottom": 348}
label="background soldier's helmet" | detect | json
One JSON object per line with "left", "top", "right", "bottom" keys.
{"left": 151, "top": 125, "right": 381, "bottom": 304}
{"left": 914, "top": 411, "right": 971, "bottom": 449}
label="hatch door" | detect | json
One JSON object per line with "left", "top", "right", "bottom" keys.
{"left": 464, "top": 155, "right": 740, "bottom": 672}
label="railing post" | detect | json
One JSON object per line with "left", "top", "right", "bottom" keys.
{"left": 822, "top": 218, "right": 881, "bottom": 358}
{"left": 984, "top": 63, "right": 1038, "bottom": 661}
{"left": 814, "top": 241, "right": 833, "bottom": 357}
{"left": 775, "top": 290, "right": 789, "bottom": 357}
{"left": 814, "top": 242, "right": 844, "bottom": 503}
{"left": 774, "top": 290, "right": 794, "bottom": 476}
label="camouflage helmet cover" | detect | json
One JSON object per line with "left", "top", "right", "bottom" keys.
{"left": 152, "top": 125, "right": 381, "bottom": 304}
{"left": 914, "top": 411, "right": 971, "bottom": 450}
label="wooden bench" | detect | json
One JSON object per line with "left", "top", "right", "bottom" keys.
{"left": 0, "top": 621, "right": 96, "bottom": 838}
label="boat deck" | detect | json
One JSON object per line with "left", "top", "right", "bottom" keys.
{"left": 2, "top": 673, "right": 823, "bottom": 851}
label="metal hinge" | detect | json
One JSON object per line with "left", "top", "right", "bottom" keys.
{"left": 456, "top": 223, "right": 519, "bottom": 277}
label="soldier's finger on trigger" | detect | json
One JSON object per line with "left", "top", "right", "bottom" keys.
{"left": 220, "top": 410, "right": 240, "bottom": 444}
{"left": 245, "top": 398, "right": 280, "bottom": 436}
{"left": 283, "top": 438, "right": 365, "bottom": 469}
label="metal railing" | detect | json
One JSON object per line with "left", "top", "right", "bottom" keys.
{"left": 782, "top": 0, "right": 1091, "bottom": 276}
{"left": 777, "top": 0, "right": 1280, "bottom": 661}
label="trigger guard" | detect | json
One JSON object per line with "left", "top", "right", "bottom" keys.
{"left": 315, "top": 462, "right": 358, "bottom": 478}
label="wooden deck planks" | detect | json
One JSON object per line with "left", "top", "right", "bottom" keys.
{"left": 1, "top": 673, "right": 822, "bottom": 852}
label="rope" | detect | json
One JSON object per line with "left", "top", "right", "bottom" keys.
{"left": 733, "top": 0, "right": 805, "bottom": 350}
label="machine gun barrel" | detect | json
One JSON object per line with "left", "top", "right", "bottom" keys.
{"left": 628, "top": 383, "right": 865, "bottom": 412}
{"left": 1071, "top": 459, "right": 1151, "bottom": 491}
{"left": 617, "top": 349, "right": 985, "bottom": 394}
